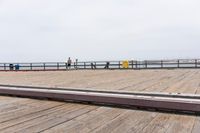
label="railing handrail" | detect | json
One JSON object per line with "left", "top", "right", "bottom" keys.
{"left": 1, "top": 59, "right": 200, "bottom": 64}
{"left": 0, "top": 59, "right": 200, "bottom": 71}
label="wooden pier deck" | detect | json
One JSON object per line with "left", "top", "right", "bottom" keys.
{"left": 0, "top": 69, "right": 200, "bottom": 132}
{"left": 0, "top": 69, "right": 200, "bottom": 94}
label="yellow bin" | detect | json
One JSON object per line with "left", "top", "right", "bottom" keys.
{"left": 122, "top": 60, "right": 129, "bottom": 68}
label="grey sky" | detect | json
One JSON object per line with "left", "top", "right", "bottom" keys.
{"left": 0, "top": 0, "right": 200, "bottom": 62}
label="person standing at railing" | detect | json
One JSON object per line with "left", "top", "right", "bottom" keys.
{"left": 15, "top": 64, "right": 20, "bottom": 71}
{"left": 104, "top": 62, "right": 110, "bottom": 69}
{"left": 75, "top": 59, "right": 78, "bottom": 69}
{"left": 9, "top": 64, "right": 14, "bottom": 70}
{"left": 91, "top": 63, "right": 96, "bottom": 69}
{"left": 66, "top": 57, "right": 72, "bottom": 69}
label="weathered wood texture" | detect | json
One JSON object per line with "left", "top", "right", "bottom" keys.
{"left": 0, "top": 70, "right": 200, "bottom": 133}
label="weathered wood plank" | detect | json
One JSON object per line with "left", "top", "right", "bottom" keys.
{"left": 1, "top": 105, "right": 96, "bottom": 133}
{"left": 43, "top": 107, "right": 125, "bottom": 133}
{"left": 0, "top": 100, "right": 64, "bottom": 123}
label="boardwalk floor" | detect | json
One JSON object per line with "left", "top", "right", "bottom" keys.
{"left": 0, "top": 69, "right": 200, "bottom": 94}
{"left": 0, "top": 69, "right": 200, "bottom": 133}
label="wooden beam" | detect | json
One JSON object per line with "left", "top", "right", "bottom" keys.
{"left": 0, "top": 85, "right": 200, "bottom": 114}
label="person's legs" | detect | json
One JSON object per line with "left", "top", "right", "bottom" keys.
{"left": 65, "top": 63, "right": 68, "bottom": 69}
{"left": 68, "top": 64, "right": 71, "bottom": 69}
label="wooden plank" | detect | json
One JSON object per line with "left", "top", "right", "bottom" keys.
{"left": 1, "top": 105, "right": 96, "bottom": 133}
{"left": 90, "top": 110, "right": 158, "bottom": 133}
{"left": 0, "top": 103, "right": 68, "bottom": 130}
{"left": 18, "top": 106, "right": 97, "bottom": 133}
{"left": 165, "top": 115, "right": 196, "bottom": 133}
{"left": 192, "top": 117, "right": 200, "bottom": 133}
{"left": 141, "top": 113, "right": 177, "bottom": 133}
{"left": 0, "top": 99, "right": 37, "bottom": 114}
{"left": 0, "top": 100, "right": 63, "bottom": 123}
{"left": 1, "top": 104, "right": 79, "bottom": 131}
{"left": 43, "top": 107, "right": 125, "bottom": 133}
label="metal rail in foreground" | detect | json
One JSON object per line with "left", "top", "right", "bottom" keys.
{"left": 0, "top": 85, "right": 200, "bottom": 114}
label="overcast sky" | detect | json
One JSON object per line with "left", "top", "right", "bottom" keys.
{"left": 0, "top": 0, "right": 200, "bottom": 62}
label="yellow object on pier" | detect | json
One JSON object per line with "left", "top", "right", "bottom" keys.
{"left": 122, "top": 60, "right": 129, "bottom": 68}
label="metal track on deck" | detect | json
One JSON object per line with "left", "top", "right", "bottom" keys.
{"left": 0, "top": 84, "right": 200, "bottom": 114}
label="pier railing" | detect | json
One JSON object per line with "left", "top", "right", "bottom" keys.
{"left": 1, "top": 59, "right": 200, "bottom": 71}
